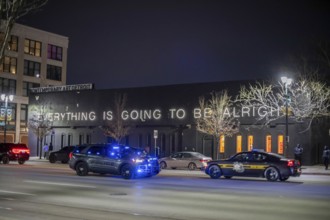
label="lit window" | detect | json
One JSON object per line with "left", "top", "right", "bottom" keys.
{"left": 47, "top": 44, "right": 63, "bottom": 61}
{"left": 247, "top": 135, "right": 253, "bottom": 151}
{"left": 219, "top": 135, "right": 225, "bottom": 153}
{"left": 0, "top": 56, "right": 17, "bottom": 74}
{"left": 24, "top": 39, "right": 42, "bottom": 57}
{"left": 266, "top": 135, "right": 272, "bottom": 153}
{"left": 236, "top": 135, "right": 242, "bottom": 153}
{"left": 278, "top": 135, "right": 284, "bottom": 154}
{"left": 8, "top": 35, "right": 18, "bottom": 51}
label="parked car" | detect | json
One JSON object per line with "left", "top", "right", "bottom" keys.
{"left": 205, "top": 149, "right": 301, "bottom": 181}
{"left": 0, "top": 143, "right": 30, "bottom": 165}
{"left": 49, "top": 146, "right": 79, "bottom": 163}
{"left": 159, "top": 151, "right": 212, "bottom": 170}
{"left": 69, "top": 144, "right": 160, "bottom": 179}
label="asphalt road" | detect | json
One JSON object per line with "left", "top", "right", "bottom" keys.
{"left": 0, "top": 162, "right": 330, "bottom": 220}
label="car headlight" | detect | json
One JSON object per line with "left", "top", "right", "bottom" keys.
{"left": 132, "top": 158, "right": 144, "bottom": 163}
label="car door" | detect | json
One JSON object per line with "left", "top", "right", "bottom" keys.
{"left": 225, "top": 152, "right": 250, "bottom": 177}
{"left": 181, "top": 153, "right": 193, "bottom": 168}
{"left": 168, "top": 153, "right": 183, "bottom": 168}
{"left": 86, "top": 146, "right": 106, "bottom": 172}
{"left": 245, "top": 152, "right": 268, "bottom": 177}
{"left": 101, "top": 145, "right": 119, "bottom": 174}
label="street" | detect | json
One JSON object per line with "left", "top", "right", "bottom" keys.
{"left": 1, "top": 162, "right": 330, "bottom": 220}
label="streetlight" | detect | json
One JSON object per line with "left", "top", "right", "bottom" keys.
{"left": 281, "top": 76, "right": 292, "bottom": 156}
{"left": 1, "top": 94, "right": 14, "bottom": 143}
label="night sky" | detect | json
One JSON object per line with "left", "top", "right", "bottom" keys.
{"left": 18, "top": 0, "right": 330, "bottom": 89}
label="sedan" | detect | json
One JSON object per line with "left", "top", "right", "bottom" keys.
{"left": 49, "top": 146, "right": 76, "bottom": 163}
{"left": 205, "top": 150, "right": 301, "bottom": 181}
{"left": 159, "top": 151, "right": 212, "bottom": 170}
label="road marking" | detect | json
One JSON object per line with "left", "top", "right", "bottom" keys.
{"left": 0, "top": 206, "right": 13, "bottom": 210}
{"left": 0, "top": 190, "right": 35, "bottom": 196}
{"left": 23, "top": 180, "right": 97, "bottom": 188}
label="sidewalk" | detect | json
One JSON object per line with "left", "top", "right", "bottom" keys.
{"left": 28, "top": 157, "right": 330, "bottom": 175}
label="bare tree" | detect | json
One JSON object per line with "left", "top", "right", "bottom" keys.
{"left": 237, "top": 74, "right": 330, "bottom": 132}
{"left": 28, "top": 97, "right": 53, "bottom": 158}
{"left": 0, "top": 0, "right": 48, "bottom": 61}
{"left": 102, "top": 93, "right": 130, "bottom": 144}
{"left": 196, "top": 90, "right": 240, "bottom": 159}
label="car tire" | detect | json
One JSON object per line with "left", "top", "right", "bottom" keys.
{"left": 188, "top": 162, "right": 197, "bottom": 170}
{"left": 121, "top": 164, "right": 134, "bottom": 179}
{"left": 208, "top": 165, "right": 222, "bottom": 179}
{"left": 49, "top": 155, "right": 56, "bottom": 163}
{"left": 2, "top": 155, "right": 10, "bottom": 164}
{"left": 61, "top": 159, "right": 69, "bottom": 164}
{"left": 75, "top": 162, "right": 89, "bottom": 176}
{"left": 18, "top": 158, "right": 25, "bottom": 165}
{"left": 280, "top": 176, "right": 289, "bottom": 181}
{"left": 160, "top": 161, "right": 167, "bottom": 169}
{"left": 264, "top": 167, "right": 279, "bottom": 181}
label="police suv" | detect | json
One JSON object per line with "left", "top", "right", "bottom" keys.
{"left": 69, "top": 144, "right": 160, "bottom": 179}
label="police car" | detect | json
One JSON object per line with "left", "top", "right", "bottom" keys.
{"left": 69, "top": 144, "right": 160, "bottom": 179}
{"left": 205, "top": 150, "right": 301, "bottom": 181}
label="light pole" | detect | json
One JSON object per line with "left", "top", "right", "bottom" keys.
{"left": 281, "top": 76, "right": 292, "bottom": 156}
{"left": 1, "top": 94, "right": 14, "bottom": 143}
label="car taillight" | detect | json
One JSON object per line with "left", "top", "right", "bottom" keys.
{"left": 69, "top": 152, "right": 73, "bottom": 159}
{"left": 12, "top": 148, "right": 30, "bottom": 154}
{"left": 287, "top": 160, "right": 294, "bottom": 167}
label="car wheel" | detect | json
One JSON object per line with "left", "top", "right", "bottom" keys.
{"left": 75, "top": 162, "right": 89, "bottom": 176}
{"left": 18, "top": 158, "right": 25, "bottom": 165}
{"left": 121, "top": 164, "right": 134, "bottom": 179}
{"left": 264, "top": 167, "right": 279, "bottom": 181}
{"left": 49, "top": 155, "right": 56, "bottom": 163}
{"left": 160, "top": 161, "right": 167, "bottom": 169}
{"left": 2, "top": 155, "right": 10, "bottom": 164}
{"left": 208, "top": 165, "right": 222, "bottom": 179}
{"left": 188, "top": 162, "right": 197, "bottom": 170}
{"left": 280, "top": 176, "right": 289, "bottom": 181}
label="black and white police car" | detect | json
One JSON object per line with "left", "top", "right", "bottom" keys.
{"left": 205, "top": 150, "right": 301, "bottom": 181}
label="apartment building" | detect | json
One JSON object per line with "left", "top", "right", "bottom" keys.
{"left": 0, "top": 23, "right": 68, "bottom": 144}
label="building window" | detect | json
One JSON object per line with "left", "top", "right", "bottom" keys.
{"left": 86, "top": 134, "right": 91, "bottom": 144}
{"left": 79, "top": 134, "right": 84, "bottom": 145}
{"left": 47, "top": 64, "right": 62, "bottom": 81}
{"left": 24, "top": 39, "right": 41, "bottom": 57}
{"left": 47, "top": 44, "right": 63, "bottom": 61}
{"left": 247, "top": 135, "right": 254, "bottom": 151}
{"left": 68, "top": 134, "right": 73, "bottom": 146}
{"left": 20, "top": 104, "right": 28, "bottom": 131}
{"left": 8, "top": 35, "right": 18, "bottom": 51}
{"left": 0, "top": 77, "right": 16, "bottom": 94}
{"left": 20, "top": 104, "right": 28, "bottom": 122}
{"left": 22, "top": 81, "right": 40, "bottom": 97}
{"left": 24, "top": 60, "right": 41, "bottom": 77}
{"left": 278, "top": 135, "right": 284, "bottom": 154}
{"left": 1, "top": 56, "right": 17, "bottom": 74}
{"left": 1, "top": 103, "right": 16, "bottom": 126}
{"left": 236, "top": 135, "right": 242, "bottom": 153}
{"left": 219, "top": 135, "right": 225, "bottom": 153}
{"left": 61, "top": 134, "right": 66, "bottom": 148}
{"left": 266, "top": 135, "right": 272, "bottom": 152}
